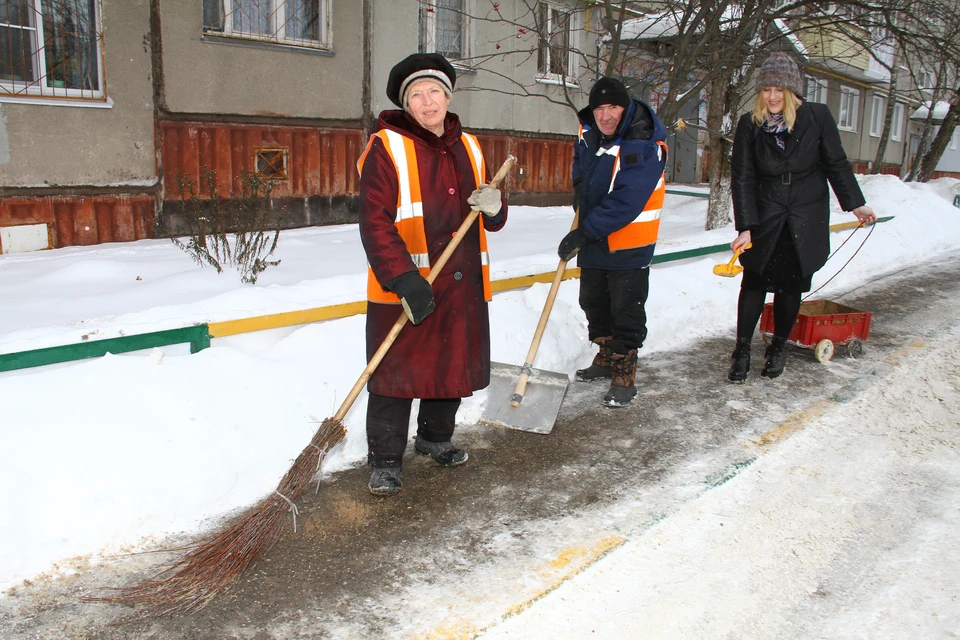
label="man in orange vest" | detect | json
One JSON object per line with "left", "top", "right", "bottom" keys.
{"left": 557, "top": 77, "right": 668, "bottom": 407}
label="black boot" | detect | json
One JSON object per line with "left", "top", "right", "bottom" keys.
{"left": 761, "top": 337, "right": 787, "bottom": 378}
{"left": 368, "top": 467, "right": 402, "bottom": 496}
{"left": 603, "top": 349, "right": 638, "bottom": 407}
{"left": 727, "top": 338, "right": 751, "bottom": 383}
{"left": 414, "top": 435, "right": 468, "bottom": 466}
{"left": 576, "top": 336, "right": 613, "bottom": 382}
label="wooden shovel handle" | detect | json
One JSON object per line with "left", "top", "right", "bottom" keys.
{"left": 510, "top": 207, "right": 580, "bottom": 406}
{"left": 333, "top": 155, "right": 517, "bottom": 421}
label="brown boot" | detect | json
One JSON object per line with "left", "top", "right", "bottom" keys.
{"left": 603, "top": 349, "right": 638, "bottom": 407}
{"left": 576, "top": 336, "right": 614, "bottom": 382}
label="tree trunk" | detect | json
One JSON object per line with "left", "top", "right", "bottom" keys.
{"left": 906, "top": 112, "right": 935, "bottom": 182}
{"left": 705, "top": 76, "right": 735, "bottom": 230}
{"left": 871, "top": 89, "right": 898, "bottom": 174}
{"left": 917, "top": 89, "right": 960, "bottom": 182}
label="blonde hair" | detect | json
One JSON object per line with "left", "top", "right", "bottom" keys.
{"left": 751, "top": 88, "right": 801, "bottom": 130}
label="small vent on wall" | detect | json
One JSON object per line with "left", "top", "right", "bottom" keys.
{"left": 255, "top": 148, "right": 289, "bottom": 179}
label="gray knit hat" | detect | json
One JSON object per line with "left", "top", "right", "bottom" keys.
{"left": 755, "top": 52, "right": 803, "bottom": 97}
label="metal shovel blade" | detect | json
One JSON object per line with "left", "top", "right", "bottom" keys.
{"left": 478, "top": 361, "right": 570, "bottom": 434}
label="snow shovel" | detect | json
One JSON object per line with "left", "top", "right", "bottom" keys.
{"left": 479, "top": 210, "right": 578, "bottom": 435}
{"left": 713, "top": 243, "right": 752, "bottom": 277}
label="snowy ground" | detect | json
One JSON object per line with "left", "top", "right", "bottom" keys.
{"left": 482, "top": 317, "right": 960, "bottom": 639}
{"left": 2, "top": 175, "right": 960, "bottom": 636}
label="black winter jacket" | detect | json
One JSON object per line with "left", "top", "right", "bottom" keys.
{"left": 731, "top": 101, "right": 866, "bottom": 277}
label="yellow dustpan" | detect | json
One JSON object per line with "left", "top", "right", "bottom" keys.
{"left": 713, "top": 243, "right": 752, "bottom": 277}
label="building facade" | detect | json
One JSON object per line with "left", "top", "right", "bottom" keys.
{"left": 0, "top": 0, "right": 596, "bottom": 253}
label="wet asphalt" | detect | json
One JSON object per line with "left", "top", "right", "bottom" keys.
{"left": 4, "top": 252, "right": 960, "bottom": 640}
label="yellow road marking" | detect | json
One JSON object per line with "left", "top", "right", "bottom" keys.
{"left": 410, "top": 534, "right": 627, "bottom": 640}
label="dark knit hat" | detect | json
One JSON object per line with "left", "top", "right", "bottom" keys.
{"left": 386, "top": 53, "right": 457, "bottom": 108}
{"left": 755, "top": 52, "right": 803, "bottom": 97}
{"left": 589, "top": 77, "right": 632, "bottom": 111}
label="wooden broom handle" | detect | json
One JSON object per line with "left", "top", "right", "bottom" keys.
{"left": 334, "top": 155, "right": 518, "bottom": 421}
{"left": 511, "top": 207, "right": 579, "bottom": 406}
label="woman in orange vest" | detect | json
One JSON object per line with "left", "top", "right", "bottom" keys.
{"left": 357, "top": 53, "right": 507, "bottom": 496}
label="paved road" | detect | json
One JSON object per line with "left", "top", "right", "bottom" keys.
{"left": 5, "top": 253, "right": 960, "bottom": 640}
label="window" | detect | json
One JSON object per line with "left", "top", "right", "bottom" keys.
{"left": 537, "top": 2, "right": 575, "bottom": 84}
{"left": 419, "top": 0, "right": 468, "bottom": 62}
{"left": 869, "top": 94, "right": 884, "bottom": 137}
{"left": 917, "top": 68, "right": 931, "bottom": 91}
{"left": 891, "top": 103, "right": 904, "bottom": 141}
{"left": 0, "top": 0, "right": 104, "bottom": 100}
{"left": 202, "top": 0, "right": 329, "bottom": 50}
{"left": 255, "top": 148, "right": 288, "bottom": 179}
{"left": 805, "top": 76, "right": 826, "bottom": 103}
{"left": 838, "top": 86, "right": 859, "bottom": 131}
{"left": 952, "top": 128, "right": 958, "bottom": 150}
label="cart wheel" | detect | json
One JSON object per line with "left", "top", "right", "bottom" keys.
{"left": 846, "top": 339, "right": 863, "bottom": 359}
{"left": 761, "top": 333, "right": 771, "bottom": 345}
{"left": 814, "top": 339, "right": 834, "bottom": 363}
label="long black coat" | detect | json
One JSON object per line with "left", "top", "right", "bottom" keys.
{"left": 731, "top": 102, "right": 866, "bottom": 277}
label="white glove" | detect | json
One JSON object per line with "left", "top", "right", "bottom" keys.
{"left": 467, "top": 184, "right": 503, "bottom": 217}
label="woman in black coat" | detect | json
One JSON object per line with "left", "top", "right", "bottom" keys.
{"left": 728, "top": 52, "right": 875, "bottom": 382}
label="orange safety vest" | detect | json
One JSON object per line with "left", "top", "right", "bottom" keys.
{"left": 581, "top": 127, "right": 668, "bottom": 253}
{"left": 357, "top": 129, "right": 492, "bottom": 303}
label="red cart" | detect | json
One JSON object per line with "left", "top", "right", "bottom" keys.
{"left": 759, "top": 299, "right": 872, "bottom": 362}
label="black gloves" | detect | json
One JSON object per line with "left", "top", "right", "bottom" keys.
{"left": 387, "top": 271, "right": 435, "bottom": 325}
{"left": 557, "top": 228, "right": 593, "bottom": 261}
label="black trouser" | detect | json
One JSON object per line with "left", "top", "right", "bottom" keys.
{"left": 366, "top": 394, "right": 461, "bottom": 468}
{"left": 736, "top": 287, "right": 802, "bottom": 341}
{"left": 579, "top": 267, "right": 650, "bottom": 355}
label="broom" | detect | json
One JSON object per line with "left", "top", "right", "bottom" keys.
{"left": 90, "top": 154, "right": 517, "bottom": 619}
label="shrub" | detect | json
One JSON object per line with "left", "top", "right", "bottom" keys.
{"left": 170, "top": 169, "right": 282, "bottom": 284}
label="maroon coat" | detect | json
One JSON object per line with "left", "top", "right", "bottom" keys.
{"left": 359, "top": 110, "right": 507, "bottom": 399}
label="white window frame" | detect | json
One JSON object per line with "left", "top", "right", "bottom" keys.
{"left": 838, "top": 85, "right": 859, "bottom": 131}
{"left": 891, "top": 103, "right": 904, "bottom": 141}
{"left": 869, "top": 94, "right": 885, "bottom": 137}
{"left": 806, "top": 76, "right": 826, "bottom": 103}
{"left": 535, "top": 1, "right": 579, "bottom": 87}
{"left": 418, "top": 0, "right": 471, "bottom": 67}
{"left": 202, "top": 0, "right": 331, "bottom": 51}
{"left": 0, "top": 0, "right": 107, "bottom": 104}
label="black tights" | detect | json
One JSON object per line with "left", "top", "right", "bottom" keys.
{"left": 736, "top": 288, "right": 802, "bottom": 341}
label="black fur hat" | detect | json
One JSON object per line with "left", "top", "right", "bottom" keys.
{"left": 386, "top": 53, "right": 457, "bottom": 108}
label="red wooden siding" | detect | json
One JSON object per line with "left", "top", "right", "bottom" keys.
{"left": 161, "top": 122, "right": 573, "bottom": 199}
{"left": 161, "top": 122, "right": 365, "bottom": 199}
{"left": 0, "top": 196, "right": 155, "bottom": 250}
{"left": 473, "top": 134, "right": 574, "bottom": 194}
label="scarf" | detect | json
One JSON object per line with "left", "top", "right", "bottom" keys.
{"left": 761, "top": 113, "right": 789, "bottom": 149}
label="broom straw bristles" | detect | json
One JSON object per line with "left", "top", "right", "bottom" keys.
{"left": 90, "top": 416, "right": 345, "bottom": 619}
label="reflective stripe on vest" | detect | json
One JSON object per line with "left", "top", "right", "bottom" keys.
{"left": 606, "top": 140, "right": 668, "bottom": 253}
{"left": 357, "top": 129, "right": 493, "bottom": 303}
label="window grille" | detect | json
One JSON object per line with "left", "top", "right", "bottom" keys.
{"left": 419, "top": 0, "right": 466, "bottom": 61}
{"left": 255, "top": 148, "right": 288, "bottom": 179}
{"left": 0, "top": 0, "right": 104, "bottom": 99}
{"left": 202, "top": 0, "right": 328, "bottom": 49}
{"left": 537, "top": 2, "right": 572, "bottom": 80}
